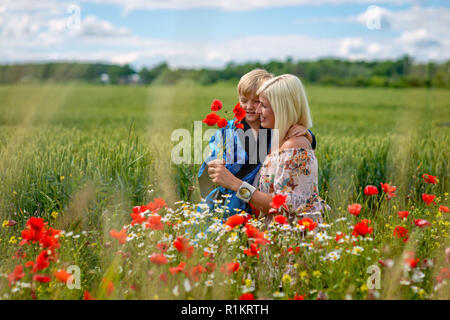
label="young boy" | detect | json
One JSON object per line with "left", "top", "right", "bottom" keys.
{"left": 198, "top": 69, "right": 316, "bottom": 218}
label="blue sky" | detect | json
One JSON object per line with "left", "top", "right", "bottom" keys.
{"left": 0, "top": 0, "right": 449, "bottom": 68}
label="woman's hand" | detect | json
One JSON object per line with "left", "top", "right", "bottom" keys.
{"left": 207, "top": 159, "right": 242, "bottom": 192}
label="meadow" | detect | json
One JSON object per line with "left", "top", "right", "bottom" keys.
{"left": 0, "top": 83, "right": 448, "bottom": 300}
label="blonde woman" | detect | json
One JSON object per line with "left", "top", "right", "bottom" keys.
{"left": 207, "top": 74, "right": 329, "bottom": 224}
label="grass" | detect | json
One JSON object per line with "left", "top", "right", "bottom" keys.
{"left": 0, "top": 82, "right": 448, "bottom": 300}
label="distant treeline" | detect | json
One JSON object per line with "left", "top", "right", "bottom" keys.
{"left": 1, "top": 56, "right": 449, "bottom": 88}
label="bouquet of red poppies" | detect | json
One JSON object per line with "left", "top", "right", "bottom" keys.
{"left": 202, "top": 99, "right": 246, "bottom": 129}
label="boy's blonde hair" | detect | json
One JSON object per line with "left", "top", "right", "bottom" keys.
{"left": 237, "top": 69, "right": 273, "bottom": 98}
{"left": 256, "top": 74, "right": 313, "bottom": 146}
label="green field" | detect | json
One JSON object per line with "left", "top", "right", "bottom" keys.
{"left": 0, "top": 83, "right": 449, "bottom": 300}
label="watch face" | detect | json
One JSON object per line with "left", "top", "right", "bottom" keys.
{"left": 239, "top": 187, "right": 251, "bottom": 199}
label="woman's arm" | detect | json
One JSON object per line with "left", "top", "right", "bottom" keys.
{"left": 208, "top": 135, "right": 312, "bottom": 215}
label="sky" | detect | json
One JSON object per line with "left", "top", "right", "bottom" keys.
{"left": 0, "top": 0, "right": 449, "bottom": 69}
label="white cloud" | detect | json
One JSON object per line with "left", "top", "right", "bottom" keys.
{"left": 338, "top": 38, "right": 386, "bottom": 60}
{"left": 77, "top": 15, "right": 131, "bottom": 37}
{"left": 85, "top": 0, "right": 426, "bottom": 13}
{"left": 0, "top": 1, "right": 448, "bottom": 67}
{"left": 400, "top": 29, "right": 440, "bottom": 48}
{"left": 110, "top": 52, "right": 139, "bottom": 64}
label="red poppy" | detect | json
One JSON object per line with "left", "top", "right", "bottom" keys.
{"left": 220, "top": 262, "right": 240, "bottom": 274}
{"left": 397, "top": 211, "right": 409, "bottom": 219}
{"left": 270, "top": 194, "right": 288, "bottom": 211}
{"left": 188, "top": 264, "right": 206, "bottom": 282}
{"left": 110, "top": 228, "right": 127, "bottom": 244}
{"left": 211, "top": 99, "right": 223, "bottom": 112}
{"left": 439, "top": 205, "right": 449, "bottom": 213}
{"left": 436, "top": 267, "right": 450, "bottom": 283}
{"left": 132, "top": 205, "right": 148, "bottom": 214}
{"left": 405, "top": 257, "right": 420, "bottom": 269}
{"left": 173, "top": 237, "right": 194, "bottom": 258}
{"left": 254, "top": 232, "right": 270, "bottom": 245}
{"left": 169, "top": 261, "right": 186, "bottom": 275}
{"left": 27, "top": 217, "right": 46, "bottom": 230}
{"left": 352, "top": 219, "right": 373, "bottom": 237}
{"left": 20, "top": 217, "right": 47, "bottom": 245}
{"left": 414, "top": 219, "right": 431, "bottom": 228}
{"left": 288, "top": 246, "right": 301, "bottom": 254}
{"left": 348, "top": 203, "right": 362, "bottom": 216}
{"left": 202, "top": 113, "right": 221, "bottom": 126}
{"left": 54, "top": 269, "right": 71, "bottom": 283}
{"left": 101, "top": 278, "right": 114, "bottom": 296}
{"left": 393, "top": 226, "right": 409, "bottom": 242}
{"left": 33, "top": 274, "right": 51, "bottom": 283}
{"left": 243, "top": 243, "right": 260, "bottom": 258}
{"left": 39, "top": 228, "right": 61, "bottom": 251}
{"left": 422, "top": 193, "right": 436, "bottom": 206}
{"left": 83, "top": 290, "right": 96, "bottom": 300}
{"left": 153, "top": 198, "right": 167, "bottom": 209}
{"left": 225, "top": 214, "right": 245, "bottom": 229}
{"left": 217, "top": 117, "right": 228, "bottom": 128}
{"left": 234, "top": 121, "right": 244, "bottom": 129}
{"left": 159, "top": 273, "right": 168, "bottom": 282}
{"left": 233, "top": 102, "right": 246, "bottom": 121}
{"left": 245, "top": 224, "right": 259, "bottom": 238}
{"left": 205, "top": 262, "right": 216, "bottom": 273}
{"left": 274, "top": 215, "right": 288, "bottom": 224}
{"left": 380, "top": 183, "right": 396, "bottom": 200}
{"left": 298, "top": 217, "right": 317, "bottom": 231}
{"left": 293, "top": 293, "right": 306, "bottom": 300}
{"left": 422, "top": 174, "right": 437, "bottom": 184}
{"left": 249, "top": 203, "right": 260, "bottom": 218}
{"left": 8, "top": 265, "right": 25, "bottom": 285}
{"left": 146, "top": 214, "right": 164, "bottom": 230}
{"left": 335, "top": 232, "right": 346, "bottom": 242}
{"left": 130, "top": 212, "right": 146, "bottom": 226}
{"left": 364, "top": 185, "right": 379, "bottom": 196}
{"left": 239, "top": 293, "right": 255, "bottom": 300}
{"left": 33, "top": 250, "right": 50, "bottom": 272}
{"left": 156, "top": 242, "right": 169, "bottom": 253}
{"left": 150, "top": 253, "right": 168, "bottom": 265}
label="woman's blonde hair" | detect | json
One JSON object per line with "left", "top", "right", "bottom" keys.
{"left": 256, "top": 74, "right": 313, "bottom": 146}
{"left": 237, "top": 68, "right": 273, "bottom": 98}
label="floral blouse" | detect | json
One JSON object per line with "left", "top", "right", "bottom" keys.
{"left": 258, "top": 147, "right": 329, "bottom": 223}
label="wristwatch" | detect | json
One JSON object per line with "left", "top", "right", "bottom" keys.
{"left": 236, "top": 181, "right": 256, "bottom": 203}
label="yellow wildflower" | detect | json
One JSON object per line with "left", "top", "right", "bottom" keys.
{"left": 313, "top": 270, "right": 322, "bottom": 278}
{"left": 418, "top": 289, "right": 426, "bottom": 299}
{"left": 282, "top": 274, "right": 292, "bottom": 284}
{"left": 51, "top": 211, "right": 59, "bottom": 219}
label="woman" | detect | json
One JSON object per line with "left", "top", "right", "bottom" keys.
{"left": 207, "top": 74, "right": 329, "bottom": 224}
{"left": 198, "top": 69, "right": 317, "bottom": 218}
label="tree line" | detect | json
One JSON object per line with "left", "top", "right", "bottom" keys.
{"left": 0, "top": 55, "right": 449, "bottom": 88}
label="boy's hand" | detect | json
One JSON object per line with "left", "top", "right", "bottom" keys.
{"left": 207, "top": 159, "right": 241, "bottom": 192}
{"left": 285, "top": 124, "right": 307, "bottom": 139}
